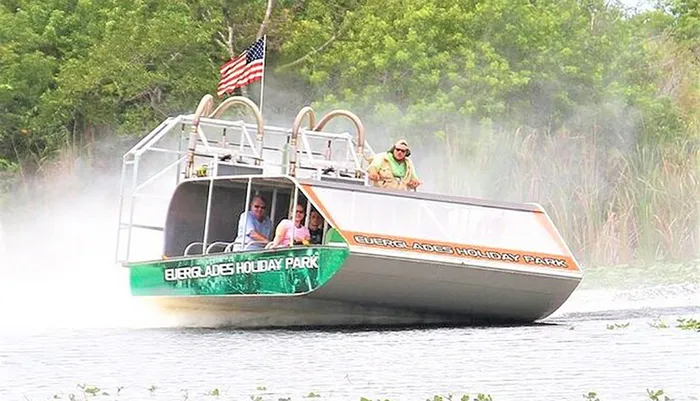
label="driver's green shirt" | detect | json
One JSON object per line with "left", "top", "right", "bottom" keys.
{"left": 386, "top": 153, "right": 407, "bottom": 178}
{"left": 369, "top": 152, "right": 408, "bottom": 178}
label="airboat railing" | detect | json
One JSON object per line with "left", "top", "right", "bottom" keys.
{"left": 116, "top": 95, "right": 377, "bottom": 263}
{"left": 288, "top": 106, "right": 374, "bottom": 183}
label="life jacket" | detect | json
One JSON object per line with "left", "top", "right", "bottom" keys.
{"left": 368, "top": 152, "right": 416, "bottom": 190}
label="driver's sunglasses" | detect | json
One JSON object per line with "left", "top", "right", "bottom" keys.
{"left": 395, "top": 148, "right": 407, "bottom": 154}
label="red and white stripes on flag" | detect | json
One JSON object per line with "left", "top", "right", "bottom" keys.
{"left": 217, "top": 36, "right": 265, "bottom": 97}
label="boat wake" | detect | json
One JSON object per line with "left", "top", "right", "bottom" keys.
{"left": 549, "top": 281, "right": 700, "bottom": 323}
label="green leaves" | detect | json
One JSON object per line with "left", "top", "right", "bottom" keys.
{"left": 283, "top": 0, "right": 650, "bottom": 139}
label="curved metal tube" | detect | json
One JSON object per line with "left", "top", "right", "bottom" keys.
{"left": 289, "top": 106, "right": 316, "bottom": 176}
{"left": 205, "top": 241, "right": 230, "bottom": 254}
{"left": 209, "top": 96, "right": 265, "bottom": 165}
{"left": 292, "top": 106, "right": 316, "bottom": 134}
{"left": 313, "top": 109, "right": 366, "bottom": 161}
{"left": 193, "top": 94, "right": 214, "bottom": 125}
{"left": 184, "top": 241, "right": 204, "bottom": 256}
{"left": 186, "top": 95, "right": 214, "bottom": 178}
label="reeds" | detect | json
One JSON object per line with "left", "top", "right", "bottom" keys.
{"left": 446, "top": 127, "right": 699, "bottom": 267}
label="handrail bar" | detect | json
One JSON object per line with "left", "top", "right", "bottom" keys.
{"left": 123, "top": 117, "right": 177, "bottom": 158}
{"left": 205, "top": 241, "right": 230, "bottom": 254}
{"left": 184, "top": 242, "right": 204, "bottom": 256}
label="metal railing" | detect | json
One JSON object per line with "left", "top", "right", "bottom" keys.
{"left": 116, "top": 94, "right": 376, "bottom": 264}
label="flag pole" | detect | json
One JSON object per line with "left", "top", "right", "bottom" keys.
{"left": 259, "top": 35, "right": 267, "bottom": 116}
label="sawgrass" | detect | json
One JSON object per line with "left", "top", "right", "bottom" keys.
{"left": 456, "top": 128, "right": 699, "bottom": 267}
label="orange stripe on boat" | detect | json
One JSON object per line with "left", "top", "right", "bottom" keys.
{"left": 341, "top": 230, "right": 580, "bottom": 272}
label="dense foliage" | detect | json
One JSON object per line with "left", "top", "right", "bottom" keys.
{"left": 1, "top": 0, "right": 698, "bottom": 265}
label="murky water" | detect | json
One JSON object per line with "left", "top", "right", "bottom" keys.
{"left": 1, "top": 193, "right": 699, "bottom": 401}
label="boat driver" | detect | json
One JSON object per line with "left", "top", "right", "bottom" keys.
{"left": 367, "top": 139, "right": 421, "bottom": 191}
{"left": 233, "top": 195, "right": 272, "bottom": 250}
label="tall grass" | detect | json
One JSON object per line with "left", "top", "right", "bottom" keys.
{"left": 451, "top": 128, "right": 699, "bottom": 267}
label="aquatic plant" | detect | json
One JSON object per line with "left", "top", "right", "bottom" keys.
{"left": 582, "top": 392, "right": 600, "bottom": 401}
{"left": 605, "top": 322, "right": 630, "bottom": 330}
{"left": 649, "top": 317, "right": 670, "bottom": 329}
{"left": 676, "top": 318, "right": 700, "bottom": 331}
{"left": 646, "top": 389, "right": 672, "bottom": 401}
{"left": 76, "top": 384, "right": 107, "bottom": 397}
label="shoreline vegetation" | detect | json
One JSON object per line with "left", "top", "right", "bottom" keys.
{"left": 1, "top": 0, "right": 699, "bottom": 268}
{"left": 18, "top": 386, "right": 683, "bottom": 401}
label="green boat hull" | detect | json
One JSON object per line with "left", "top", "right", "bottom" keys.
{"left": 129, "top": 246, "right": 349, "bottom": 296}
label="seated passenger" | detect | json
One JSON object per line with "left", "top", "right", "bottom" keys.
{"left": 265, "top": 203, "right": 311, "bottom": 248}
{"left": 233, "top": 195, "right": 272, "bottom": 250}
{"left": 308, "top": 208, "right": 324, "bottom": 245}
{"left": 367, "top": 139, "right": 421, "bottom": 191}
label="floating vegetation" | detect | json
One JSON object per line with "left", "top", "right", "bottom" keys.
{"left": 646, "top": 389, "right": 672, "bottom": 401}
{"left": 583, "top": 392, "right": 600, "bottom": 401}
{"left": 25, "top": 384, "right": 679, "bottom": 401}
{"left": 417, "top": 395, "right": 493, "bottom": 401}
{"left": 600, "top": 316, "right": 700, "bottom": 331}
{"left": 606, "top": 322, "right": 630, "bottom": 330}
{"left": 676, "top": 318, "right": 700, "bottom": 331}
{"left": 649, "top": 317, "right": 670, "bottom": 329}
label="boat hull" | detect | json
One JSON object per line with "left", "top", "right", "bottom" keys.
{"left": 309, "top": 252, "right": 580, "bottom": 322}
{"left": 130, "top": 247, "right": 581, "bottom": 327}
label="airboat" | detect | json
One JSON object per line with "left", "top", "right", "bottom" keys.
{"left": 115, "top": 94, "right": 583, "bottom": 327}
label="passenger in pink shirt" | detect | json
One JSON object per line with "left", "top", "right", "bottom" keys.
{"left": 266, "top": 203, "right": 311, "bottom": 248}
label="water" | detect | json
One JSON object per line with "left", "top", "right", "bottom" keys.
{"left": 2, "top": 297, "right": 699, "bottom": 401}
{"left": 1, "top": 189, "right": 699, "bottom": 401}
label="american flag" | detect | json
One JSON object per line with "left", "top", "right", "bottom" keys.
{"left": 217, "top": 36, "right": 265, "bottom": 97}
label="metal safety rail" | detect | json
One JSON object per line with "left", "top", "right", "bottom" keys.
{"left": 288, "top": 106, "right": 376, "bottom": 185}
{"left": 115, "top": 95, "right": 376, "bottom": 264}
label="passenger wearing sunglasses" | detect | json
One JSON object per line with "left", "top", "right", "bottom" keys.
{"left": 233, "top": 195, "right": 272, "bottom": 250}
{"left": 266, "top": 203, "right": 311, "bottom": 249}
{"left": 367, "top": 139, "right": 421, "bottom": 191}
